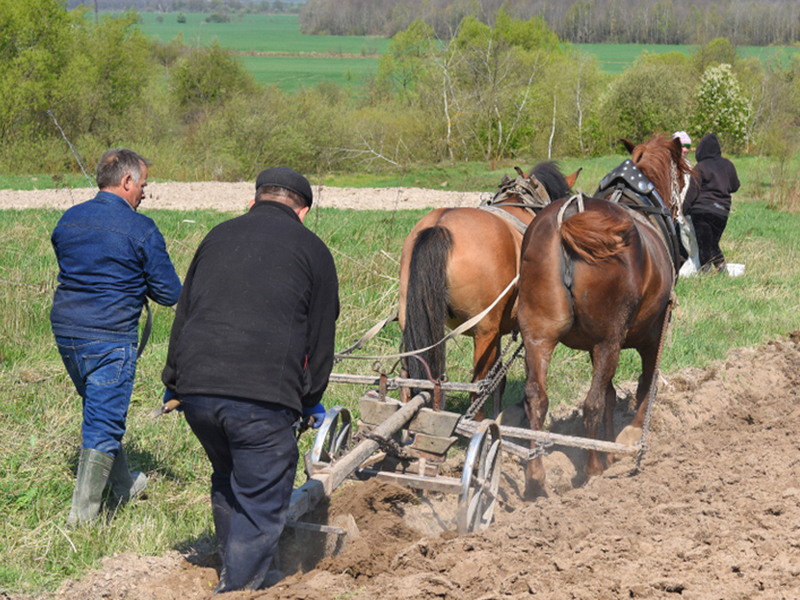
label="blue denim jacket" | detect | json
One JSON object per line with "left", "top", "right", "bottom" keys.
{"left": 50, "top": 191, "right": 182, "bottom": 343}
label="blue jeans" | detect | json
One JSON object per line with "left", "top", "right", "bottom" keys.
{"left": 55, "top": 336, "right": 137, "bottom": 456}
{"left": 181, "top": 394, "right": 300, "bottom": 593}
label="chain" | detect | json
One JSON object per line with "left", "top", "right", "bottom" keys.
{"left": 353, "top": 431, "right": 411, "bottom": 460}
{"left": 528, "top": 439, "right": 554, "bottom": 461}
{"left": 465, "top": 335, "right": 526, "bottom": 420}
{"left": 635, "top": 291, "right": 675, "bottom": 471}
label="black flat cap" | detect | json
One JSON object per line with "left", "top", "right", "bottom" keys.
{"left": 255, "top": 166, "right": 313, "bottom": 207}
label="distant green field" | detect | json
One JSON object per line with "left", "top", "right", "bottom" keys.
{"left": 136, "top": 12, "right": 385, "bottom": 90}
{"left": 133, "top": 13, "right": 800, "bottom": 89}
{"left": 138, "top": 12, "right": 387, "bottom": 55}
{"left": 576, "top": 42, "right": 800, "bottom": 74}
{"left": 238, "top": 55, "right": 377, "bottom": 92}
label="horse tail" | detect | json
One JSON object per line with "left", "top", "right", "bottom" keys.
{"left": 560, "top": 209, "right": 634, "bottom": 265}
{"left": 402, "top": 226, "right": 452, "bottom": 382}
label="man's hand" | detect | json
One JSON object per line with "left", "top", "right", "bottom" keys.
{"left": 152, "top": 388, "right": 182, "bottom": 418}
{"left": 302, "top": 402, "right": 326, "bottom": 429}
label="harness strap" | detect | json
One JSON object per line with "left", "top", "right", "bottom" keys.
{"left": 556, "top": 192, "right": 585, "bottom": 229}
{"left": 597, "top": 183, "right": 681, "bottom": 274}
{"left": 478, "top": 205, "right": 530, "bottom": 234}
{"left": 334, "top": 310, "right": 399, "bottom": 363}
{"left": 137, "top": 301, "right": 152, "bottom": 359}
{"left": 481, "top": 173, "right": 551, "bottom": 212}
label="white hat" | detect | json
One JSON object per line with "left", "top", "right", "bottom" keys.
{"left": 673, "top": 131, "right": 691, "bottom": 146}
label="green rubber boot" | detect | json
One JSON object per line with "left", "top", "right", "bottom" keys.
{"left": 107, "top": 447, "right": 148, "bottom": 509}
{"left": 67, "top": 448, "right": 113, "bottom": 525}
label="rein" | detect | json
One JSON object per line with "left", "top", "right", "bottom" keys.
{"left": 334, "top": 274, "right": 520, "bottom": 363}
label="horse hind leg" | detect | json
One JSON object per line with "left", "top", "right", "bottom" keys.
{"left": 615, "top": 344, "right": 659, "bottom": 448}
{"left": 470, "top": 332, "right": 503, "bottom": 421}
{"left": 584, "top": 343, "right": 622, "bottom": 480}
{"left": 522, "top": 338, "right": 557, "bottom": 499}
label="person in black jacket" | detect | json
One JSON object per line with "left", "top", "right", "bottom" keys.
{"left": 162, "top": 167, "right": 339, "bottom": 593}
{"left": 682, "top": 133, "right": 740, "bottom": 273}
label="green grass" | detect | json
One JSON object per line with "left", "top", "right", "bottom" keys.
{"left": 1, "top": 155, "right": 799, "bottom": 595}
{"left": 137, "top": 13, "right": 388, "bottom": 56}
{"left": 576, "top": 42, "right": 800, "bottom": 74}
{"left": 109, "top": 11, "right": 800, "bottom": 91}
{"left": 238, "top": 54, "right": 378, "bottom": 91}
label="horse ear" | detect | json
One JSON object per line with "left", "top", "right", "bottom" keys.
{"left": 671, "top": 135, "right": 684, "bottom": 155}
{"left": 514, "top": 166, "right": 529, "bottom": 178}
{"left": 620, "top": 138, "right": 636, "bottom": 154}
{"left": 565, "top": 167, "right": 582, "bottom": 190}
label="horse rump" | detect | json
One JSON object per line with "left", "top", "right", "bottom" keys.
{"left": 560, "top": 206, "right": 634, "bottom": 265}
{"left": 402, "top": 226, "right": 452, "bottom": 382}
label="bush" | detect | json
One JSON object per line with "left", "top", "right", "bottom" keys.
{"left": 171, "top": 42, "right": 257, "bottom": 116}
{"left": 177, "top": 13, "right": 187, "bottom": 24}
{"left": 205, "top": 13, "right": 231, "bottom": 23}
{"left": 690, "top": 64, "right": 749, "bottom": 152}
{"left": 592, "top": 59, "right": 692, "bottom": 149}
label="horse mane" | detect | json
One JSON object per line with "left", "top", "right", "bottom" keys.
{"left": 530, "top": 161, "right": 572, "bottom": 200}
{"left": 561, "top": 210, "right": 633, "bottom": 265}
{"left": 629, "top": 134, "right": 691, "bottom": 210}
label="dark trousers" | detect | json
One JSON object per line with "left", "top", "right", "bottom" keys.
{"left": 181, "top": 394, "right": 300, "bottom": 594}
{"left": 691, "top": 212, "right": 728, "bottom": 272}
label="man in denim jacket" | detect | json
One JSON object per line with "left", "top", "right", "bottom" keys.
{"left": 50, "top": 148, "right": 181, "bottom": 524}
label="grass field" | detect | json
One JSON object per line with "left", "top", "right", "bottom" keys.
{"left": 237, "top": 54, "right": 378, "bottom": 91}
{"left": 136, "top": 12, "right": 386, "bottom": 90}
{"left": 129, "top": 12, "right": 800, "bottom": 90}
{"left": 138, "top": 12, "right": 388, "bottom": 55}
{"left": 576, "top": 42, "right": 800, "bottom": 75}
{"left": 1, "top": 152, "right": 799, "bottom": 594}
{"left": 0, "top": 152, "right": 782, "bottom": 201}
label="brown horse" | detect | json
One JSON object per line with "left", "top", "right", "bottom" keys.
{"left": 517, "top": 134, "right": 689, "bottom": 498}
{"left": 398, "top": 162, "right": 580, "bottom": 417}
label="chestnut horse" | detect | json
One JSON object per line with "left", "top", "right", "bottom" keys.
{"left": 517, "top": 134, "right": 689, "bottom": 498}
{"left": 399, "top": 162, "right": 580, "bottom": 417}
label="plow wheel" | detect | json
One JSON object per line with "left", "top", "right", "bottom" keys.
{"left": 457, "top": 420, "right": 502, "bottom": 534}
{"left": 311, "top": 406, "right": 353, "bottom": 464}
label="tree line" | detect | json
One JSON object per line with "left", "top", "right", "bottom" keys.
{"left": 67, "top": 0, "right": 301, "bottom": 14}
{"left": 3, "top": 0, "right": 799, "bottom": 183}
{"left": 300, "top": 0, "right": 800, "bottom": 46}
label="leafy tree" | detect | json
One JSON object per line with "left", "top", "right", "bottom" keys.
{"left": 690, "top": 63, "right": 749, "bottom": 151}
{"left": 50, "top": 11, "right": 152, "bottom": 146}
{"left": 377, "top": 20, "right": 435, "bottom": 104}
{"left": 593, "top": 57, "right": 692, "bottom": 150}
{"left": 446, "top": 10, "right": 566, "bottom": 161}
{"left": 171, "top": 42, "right": 258, "bottom": 117}
{"left": 691, "top": 37, "right": 737, "bottom": 76}
{"left": 0, "top": 0, "right": 73, "bottom": 139}
{"left": 206, "top": 12, "right": 231, "bottom": 23}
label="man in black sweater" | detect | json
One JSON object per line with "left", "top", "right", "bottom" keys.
{"left": 162, "top": 167, "right": 339, "bottom": 593}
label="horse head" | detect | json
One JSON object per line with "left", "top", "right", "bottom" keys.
{"left": 621, "top": 134, "right": 691, "bottom": 220}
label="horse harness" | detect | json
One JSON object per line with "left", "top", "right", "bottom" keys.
{"left": 478, "top": 172, "right": 551, "bottom": 235}
{"left": 554, "top": 160, "right": 683, "bottom": 292}
{"left": 593, "top": 159, "right": 683, "bottom": 273}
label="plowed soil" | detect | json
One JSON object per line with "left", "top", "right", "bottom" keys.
{"left": 22, "top": 334, "right": 800, "bottom": 600}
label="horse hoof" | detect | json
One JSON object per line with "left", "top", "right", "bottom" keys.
{"left": 524, "top": 479, "right": 548, "bottom": 501}
{"left": 497, "top": 401, "right": 529, "bottom": 429}
{"left": 615, "top": 425, "right": 643, "bottom": 447}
